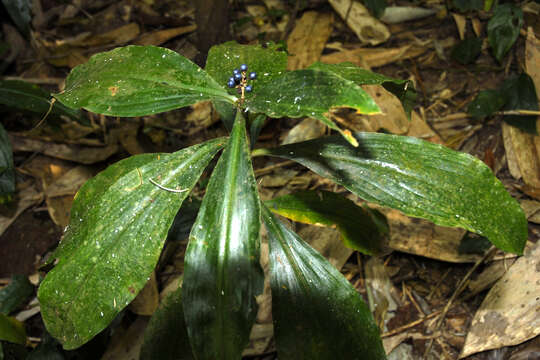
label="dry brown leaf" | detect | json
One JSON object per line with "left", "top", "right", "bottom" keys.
{"left": 376, "top": 207, "right": 480, "bottom": 263}
{"left": 45, "top": 165, "right": 94, "bottom": 198}
{"left": 358, "top": 85, "right": 409, "bottom": 135}
{"left": 129, "top": 271, "right": 159, "bottom": 316}
{"left": 364, "top": 257, "right": 400, "bottom": 329}
{"left": 281, "top": 118, "right": 326, "bottom": 145}
{"left": 451, "top": 13, "right": 467, "bottom": 40}
{"left": 472, "top": 17, "right": 482, "bottom": 38}
{"left": 10, "top": 134, "right": 119, "bottom": 164}
{"left": 460, "top": 242, "right": 540, "bottom": 358}
{"left": 118, "top": 121, "right": 145, "bottom": 155}
{"left": 46, "top": 48, "right": 88, "bottom": 69}
{"left": 380, "top": 6, "right": 437, "bottom": 24}
{"left": 299, "top": 225, "right": 353, "bottom": 271}
{"left": 259, "top": 169, "right": 299, "bottom": 188}
{"left": 243, "top": 323, "right": 274, "bottom": 357}
{"left": 321, "top": 37, "right": 455, "bottom": 68}
{"left": 18, "top": 155, "right": 75, "bottom": 227}
{"left": 322, "top": 44, "right": 422, "bottom": 69}
{"left": 406, "top": 110, "right": 443, "bottom": 144}
{"left": 328, "top": 0, "right": 390, "bottom": 45}
{"left": 525, "top": 27, "right": 540, "bottom": 174}
{"left": 526, "top": 28, "right": 540, "bottom": 93}
{"left": 506, "top": 123, "right": 540, "bottom": 189}
{"left": 383, "top": 332, "right": 427, "bottom": 355}
{"left": 44, "top": 165, "right": 94, "bottom": 227}
{"left": 287, "top": 11, "right": 333, "bottom": 70}
{"left": 520, "top": 199, "right": 540, "bottom": 224}
{"left": 242, "top": 239, "right": 273, "bottom": 357}
{"left": 467, "top": 258, "right": 517, "bottom": 296}
{"left": 134, "top": 24, "right": 197, "bottom": 46}
{"left": 76, "top": 23, "right": 141, "bottom": 47}
{"left": 44, "top": 23, "right": 141, "bottom": 68}
{"left": 101, "top": 317, "right": 149, "bottom": 360}
{"left": 502, "top": 122, "right": 523, "bottom": 180}
{"left": 255, "top": 241, "right": 272, "bottom": 324}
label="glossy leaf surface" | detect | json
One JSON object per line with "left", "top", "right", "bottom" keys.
{"left": 0, "top": 123, "right": 15, "bottom": 204}
{"left": 205, "top": 41, "right": 288, "bottom": 94}
{"left": 247, "top": 69, "right": 380, "bottom": 146}
{"left": 140, "top": 286, "right": 193, "bottom": 360}
{"left": 54, "top": 46, "right": 236, "bottom": 116}
{"left": 488, "top": 4, "right": 523, "bottom": 62}
{"left": 206, "top": 42, "right": 288, "bottom": 128}
{"left": 259, "top": 132, "right": 527, "bottom": 254}
{"left": 261, "top": 205, "right": 386, "bottom": 360}
{"left": 265, "top": 190, "right": 387, "bottom": 255}
{"left": 308, "top": 62, "right": 416, "bottom": 118}
{"left": 0, "top": 80, "right": 81, "bottom": 120}
{"left": 182, "top": 112, "right": 263, "bottom": 360}
{"left": 38, "top": 138, "right": 225, "bottom": 349}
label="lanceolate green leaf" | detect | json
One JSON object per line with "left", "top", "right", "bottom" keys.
{"left": 0, "top": 80, "right": 81, "bottom": 120}
{"left": 308, "top": 62, "right": 416, "bottom": 118}
{"left": 0, "top": 123, "right": 15, "bottom": 204}
{"left": 257, "top": 132, "right": 527, "bottom": 254}
{"left": 488, "top": 4, "right": 523, "bottom": 62}
{"left": 54, "top": 45, "right": 236, "bottom": 116}
{"left": 246, "top": 69, "right": 380, "bottom": 146}
{"left": 261, "top": 205, "right": 386, "bottom": 360}
{"left": 140, "top": 286, "right": 193, "bottom": 360}
{"left": 182, "top": 111, "right": 263, "bottom": 360}
{"left": 265, "top": 190, "right": 388, "bottom": 255}
{"left": 37, "top": 138, "right": 225, "bottom": 349}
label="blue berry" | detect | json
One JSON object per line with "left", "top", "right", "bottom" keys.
{"left": 245, "top": 85, "right": 253, "bottom": 92}
{"left": 249, "top": 72, "right": 257, "bottom": 80}
{"left": 227, "top": 80, "right": 235, "bottom": 88}
{"left": 233, "top": 68, "right": 240, "bottom": 75}
{"left": 240, "top": 64, "right": 248, "bottom": 71}
{"left": 228, "top": 76, "right": 235, "bottom": 82}
{"left": 234, "top": 73, "right": 242, "bottom": 82}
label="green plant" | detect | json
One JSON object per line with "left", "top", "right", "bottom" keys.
{"left": 36, "top": 42, "right": 527, "bottom": 359}
{"left": 450, "top": 2, "right": 523, "bottom": 64}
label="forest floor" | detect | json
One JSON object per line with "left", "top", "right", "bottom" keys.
{"left": 0, "top": 0, "right": 539, "bottom": 359}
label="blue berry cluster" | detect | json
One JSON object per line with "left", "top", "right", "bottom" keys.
{"left": 227, "top": 64, "right": 256, "bottom": 97}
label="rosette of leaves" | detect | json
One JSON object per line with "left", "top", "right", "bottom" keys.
{"left": 38, "top": 42, "right": 527, "bottom": 359}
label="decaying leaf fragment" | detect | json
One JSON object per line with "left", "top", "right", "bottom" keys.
{"left": 328, "top": 0, "right": 390, "bottom": 45}
{"left": 460, "top": 242, "right": 540, "bottom": 358}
